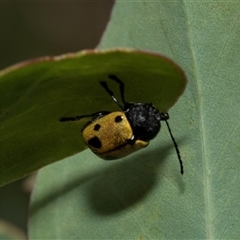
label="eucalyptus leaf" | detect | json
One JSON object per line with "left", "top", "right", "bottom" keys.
{"left": 0, "top": 220, "right": 27, "bottom": 240}
{"left": 29, "top": 1, "right": 240, "bottom": 239}
{"left": 0, "top": 49, "right": 186, "bottom": 187}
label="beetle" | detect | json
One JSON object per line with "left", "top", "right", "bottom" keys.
{"left": 60, "top": 75, "right": 184, "bottom": 174}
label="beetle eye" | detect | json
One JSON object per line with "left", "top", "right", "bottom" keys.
{"left": 115, "top": 115, "right": 123, "bottom": 123}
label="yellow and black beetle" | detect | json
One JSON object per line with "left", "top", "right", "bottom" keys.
{"left": 60, "top": 75, "right": 184, "bottom": 174}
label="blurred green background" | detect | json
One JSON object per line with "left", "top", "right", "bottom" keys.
{"left": 0, "top": 1, "right": 114, "bottom": 236}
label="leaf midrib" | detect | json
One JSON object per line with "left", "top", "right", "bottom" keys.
{"left": 182, "top": 1, "right": 211, "bottom": 238}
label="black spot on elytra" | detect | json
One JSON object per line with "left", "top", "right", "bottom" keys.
{"left": 115, "top": 115, "right": 123, "bottom": 123}
{"left": 94, "top": 124, "right": 101, "bottom": 131}
{"left": 88, "top": 136, "right": 102, "bottom": 148}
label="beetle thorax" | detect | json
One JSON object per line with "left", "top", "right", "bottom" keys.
{"left": 124, "top": 103, "right": 161, "bottom": 141}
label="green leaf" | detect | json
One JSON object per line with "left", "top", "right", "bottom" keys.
{"left": 0, "top": 220, "right": 27, "bottom": 240}
{"left": 29, "top": 1, "right": 240, "bottom": 239}
{"left": 0, "top": 49, "right": 186, "bottom": 187}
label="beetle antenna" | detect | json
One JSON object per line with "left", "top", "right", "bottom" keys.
{"left": 60, "top": 114, "right": 93, "bottom": 122}
{"left": 108, "top": 75, "right": 127, "bottom": 105}
{"left": 164, "top": 119, "right": 184, "bottom": 175}
{"left": 100, "top": 81, "right": 123, "bottom": 109}
{"left": 59, "top": 111, "right": 110, "bottom": 122}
